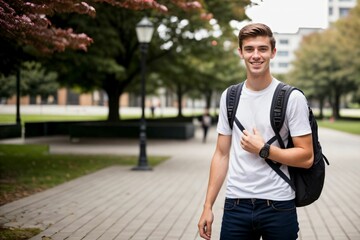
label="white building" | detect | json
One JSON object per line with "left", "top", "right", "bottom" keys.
{"left": 271, "top": 28, "right": 322, "bottom": 74}
{"left": 328, "top": 0, "right": 356, "bottom": 23}
{"left": 271, "top": 0, "right": 356, "bottom": 74}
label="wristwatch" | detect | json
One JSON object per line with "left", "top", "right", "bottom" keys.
{"left": 259, "top": 143, "right": 270, "bottom": 159}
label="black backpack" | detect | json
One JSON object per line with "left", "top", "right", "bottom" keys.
{"left": 226, "top": 82, "right": 330, "bottom": 207}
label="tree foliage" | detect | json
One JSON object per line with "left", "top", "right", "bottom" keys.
{"left": 335, "top": 0, "right": 360, "bottom": 104}
{"left": 21, "top": 62, "right": 59, "bottom": 101}
{"left": 1, "top": 0, "right": 251, "bottom": 121}
{"left": 0, "top": 62, "right": 58, "bottom": 102}
{"left": 0, "top": 74, "right": 17, "bottom": 100}
{"left": 0, "top": 0, "right": 204, "bottom": 76}
{"left": 290, "top": 1, "right": 360, "bottom": 119}
{"left": 0, "top": 0, "right": 204, "bottom": 54}
{"left": 45, "top": 1, "right": 250, "bottom": 120}
{"left": 152, "top": 36, "right": 246, "bottom": 116}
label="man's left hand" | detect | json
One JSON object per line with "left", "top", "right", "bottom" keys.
{"left": 241, "top": 128, "right": 264, "bottom": 154}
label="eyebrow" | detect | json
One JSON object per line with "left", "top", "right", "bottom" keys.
{"left": 243, "top": 45, "right": 269, "bottom": 49}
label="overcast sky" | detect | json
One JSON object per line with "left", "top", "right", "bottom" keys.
{"left": 244, "top": 0, "right": 329, "bottom": 33}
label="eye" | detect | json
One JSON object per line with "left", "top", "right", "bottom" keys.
{"left": 244, "top": 47, "right": 253, "bottom": 53}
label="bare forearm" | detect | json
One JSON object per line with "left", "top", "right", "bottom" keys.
{"left": 198, "top": 134, "right": 230, "bottom": 240}
{"left": 203, "top": 134, "right": 231, "bottom": 209}
{"left": 268, "top": 145, "right": 313, "bottom": 168}
{"left": 204, "top": 152, "right": 229, "bottom": 209}
{"left": 241, "top": 129, "right": 313, "bottom": 169}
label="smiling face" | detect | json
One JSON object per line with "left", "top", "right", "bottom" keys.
{"left": 238, "top": 35, "right": 276, "bottom": 79}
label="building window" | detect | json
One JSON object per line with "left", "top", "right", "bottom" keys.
{"left": 277, "top": 51, "right": 289, "bottom": 57}
{"left": 279, "top": 39, "right": 289, "bottom": 45}
{"left": 279, "top": 62, "right": 289, "bottom": 68}
{"left": 329, "top": 7, "right": 333, "bottom": 16}
{"left": 339, "top": 7, "right": 350, "bottom": 17}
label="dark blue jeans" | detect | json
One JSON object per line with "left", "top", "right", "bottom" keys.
{"left": 220, "top": 198, "right": 299, "bottom": 240}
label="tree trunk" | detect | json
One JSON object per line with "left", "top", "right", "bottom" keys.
{"left": 205, "top": 90, "right": 212, "bottom": 109}
{"left": 319, "top": 98, "right": 324, "bottom": 119}
{"left": 103, "top": 77, "right": 121, "bottom": 122}
{"left": 333, "top": 90, "right": 341, "bottom": 119}
{"left": 177, "top": 84, "right": 183, "bottom": 117}
{"left": 16, "top": 69, "right": 21, "bottom": 124}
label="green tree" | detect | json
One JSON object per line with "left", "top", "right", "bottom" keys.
{"left": 290, "top": 1, "right": 360, "bottom": 119}
{"left": 335, "top": 0, "right": 360, "bottom": 108}
{"left": 46, "top": 1, "right": 251, "bottom": 121}
{"left": 0, "top": 62, "right": 58, "bottom": 103}
{"left": 183, "top": 39, "right": 246, "bottom": 111}
{"left": 290, "top": 32, "right": 331, "bottom": 118}
{"left": 0, "top": 0, "right": 204, "bottom": 77}
{"left": 0, "top": 0, "right": 200, "bottom": 55}
{"left": 21, "top": 62, "right": 59, "bottom": 103}
{"left": 0, "top": 75, "right": 17, "bottom": 101}
{"left": 148, "top": 0, "right": 251, "bottom": 117}
{"left": 290, "top": 28, "right": 357, "bottom": 119}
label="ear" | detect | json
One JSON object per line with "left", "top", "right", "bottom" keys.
{"left": 271, "top": 47, "right": 277, "bottom": 59}
{"left": 237, "top": 48, "right": 244, "bottom": 59}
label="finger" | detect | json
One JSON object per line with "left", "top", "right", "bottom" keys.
{"left": 205, "top": 221, "right": 212, "bottom": 238}
{"left": 242, "top": 129, "right": 249, "bottom": 136}
{"left": 253, "top": 127, "right": 258, "bottom": 135}
{"left": 198, "top": 222, "right": 210, "bottom": 240}
{"left": 198, "top": 221, "right": 205, "bottom": 235}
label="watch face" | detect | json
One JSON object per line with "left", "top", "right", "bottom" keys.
{"left": 260, "top": 149, "right": 267, "bottom": 158}
{"left": 260, "top": 145, "right": 269, "bottom": 158}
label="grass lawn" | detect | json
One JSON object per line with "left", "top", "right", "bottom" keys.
{"left": 0, "top": 144, "right": 168, "bottom": 206}
{"left": 0, "top": 114, "right": 107, "bottom": 124}
{"left": 0, "top": 113, "right": 171, "bottom": 125}
{"left": 318, "top": 119, "right": 360, "bottom": 135}
{"left": 0, "top": 144, "right": 167, "bottom": 240}
{"left": 0, "top": 228, "right": 41, "bottom": 240}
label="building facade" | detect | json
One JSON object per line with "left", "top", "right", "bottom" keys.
{"left": 328, "top": 0, "right": 356, "bottom": 23}
{"left": 271, "top": 28, "right": 322, "bottom": 74}
{"left": 271, "top": 0, "right": 356, "bottom": 74}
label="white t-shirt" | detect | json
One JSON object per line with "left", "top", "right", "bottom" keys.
{"left": 217, "top": 79, "right": 311, "bottom": 201}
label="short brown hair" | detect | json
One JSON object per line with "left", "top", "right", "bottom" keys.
{"left": 238, "top": 23, "right": 276, "bottom": 50}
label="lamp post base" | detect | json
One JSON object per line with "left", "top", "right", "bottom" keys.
{"left": 132, "top": 165, "right": 153, "bottom": 171}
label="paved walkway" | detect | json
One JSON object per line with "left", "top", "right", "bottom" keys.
{"left": 0, "top": 127, "right": 360, "bottom": 240}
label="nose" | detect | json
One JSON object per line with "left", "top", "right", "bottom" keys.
{"left": 253, "top": 49, "right": 260, "bottom": 58}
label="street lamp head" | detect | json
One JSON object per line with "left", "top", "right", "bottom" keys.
{"left": 136, "top": 17, "right": 154, "bottom": 43}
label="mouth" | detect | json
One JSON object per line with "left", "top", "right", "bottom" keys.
{"left": 250, "top": 61, "right": 263, "bottom": 66}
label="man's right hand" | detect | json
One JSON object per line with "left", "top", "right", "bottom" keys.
{"left": 198, "top": 208, "right": 214, "bottom": 239}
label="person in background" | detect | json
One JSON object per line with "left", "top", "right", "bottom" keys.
{"left": 150, "top": 104, "right": 156, "bottom": 118}
{"left": 201, "top": 108, "right": 212, "bottom": 143}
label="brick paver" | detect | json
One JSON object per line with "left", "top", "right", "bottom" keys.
{"left": 0, "top": 127, "right": 359, "bottom": 240}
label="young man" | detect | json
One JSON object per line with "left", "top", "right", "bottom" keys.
{"left": 197, "top": 23, "right": 314, "bottom": 240}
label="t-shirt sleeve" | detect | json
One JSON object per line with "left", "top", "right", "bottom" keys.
{"left": 286, "top": 90, "right": 312, "bottom": 137}
{"left": 217, "top": 89, "right": 232, "bottom": 136}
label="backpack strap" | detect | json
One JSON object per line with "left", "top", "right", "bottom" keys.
{"left": 269, "top": 83, "right": 296, "bottom": 148}
{"left": 226, "top": 82, "right": 244, "bottom": 129}
{"left": 265, "top": 159, "right": 295, "bottom": 190}
{"left": 266, "top": 82, "right": 297, "bottom": 191}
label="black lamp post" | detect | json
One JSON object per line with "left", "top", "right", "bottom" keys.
{"left": 16, "top": 69, "right": 21, "bottom": 125}
{"left": 133, "top": 17, "right": 154, "bottom": 171}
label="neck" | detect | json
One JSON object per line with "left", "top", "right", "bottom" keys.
{"left": 246, "top": 73, "right": 273, "bottom": 91}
